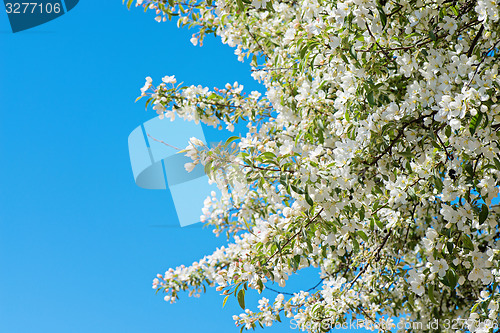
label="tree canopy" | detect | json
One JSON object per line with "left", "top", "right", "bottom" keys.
{"left": 127, "top": 0, "right": 500, "bottom": 331}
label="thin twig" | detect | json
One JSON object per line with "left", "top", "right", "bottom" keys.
{"left": 365, "top": 22, "right": 393, "bottom": 62}
{"left": 366, "top": 112, "right": 436, "bottom": 168}
{"left": 147, "top": 133, "right": 182, "bottom": 150}
{"left": 467, "top": 25, "right": 484, "bottom": 57}
{"left": 264, "top": 278, "right": 326, "bottom": 296}
{"left": 466, "top": 38, "right": 500, "bottom": 89}
{"left": 434, "top": 130, "right": 453, "bottom": 161}
{"left": 345, "top": 230, "right": 392, "bottom": 291}
{"left": 265, "top": 208, "right": 324, "bottom": 265}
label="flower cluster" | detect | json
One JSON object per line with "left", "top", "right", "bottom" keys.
{"left": 125, "top": 0, "right": 500, "bottom": 332}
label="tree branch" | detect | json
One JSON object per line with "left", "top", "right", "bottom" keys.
{"left": 467, "top": 24, "right": 484, "bottom": 58}
{"left": 265, "top": 208, "right": 324, "bottom": 265}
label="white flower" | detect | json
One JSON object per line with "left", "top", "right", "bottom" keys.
{"left": 410, "top": 280, "right": 425, "bottom": 296}
{"left": 468, "top": 266, "right": 484, "bottom": 282}
{"left": 329, "top": 35, "right": 340, "bottom": 50}
{"left": 449, "top": 118, "right": 461, "bottom": 130}
{"left": 251, "top": 0, "right": 269, "bottom": 10}
{"left": 430, "top": 258, "right": 449, "bottom": 277}
{"left": 184, "top": 162, "right": 196, "bottom": 173}
{"left": 134, "top": 0, "right": 500, "bottom": 328}
{"left": 189, "top": 137, "right": 204, "bottom": 146}
{"left": 162, "top": 75, "right": 177, "bottom": 84}
{"left": 140, "top": 77, "right": 153, "bottom": 95}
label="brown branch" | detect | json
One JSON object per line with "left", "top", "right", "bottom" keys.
{"left": 386, "top": 4, "right": 403, "bottom": 18}
{"left": 366, "top": 112, "right": 436, "bottom": 168}
{"left": 466, "top": 38, "right": 500, "bottom": 89}
{"left": 264, "top": 277, "right": 326, "bottom": 296}
{"left": 352, "top": 19, "right": 480, "bottom": 55}
{"left": 246, "top": 26, "right": 268, "bottom": 58}
{"left": 346, "top": 303, "right": 391, "bottom": 333}
{"left": 265, "top": 208, "right": 324, "bottom": 265}
{"left": 434, "top": 129, "right": 453, "bottom": 161}
{"left": 467, "top": 24, "right": 484, "bottom": 58}
{"left": 365, "top": 22, "right": 393, "bottom": 62}
{"left": 242, "top": 163, "right": 294, "bottom": 173}
{"left": 345, "top": 229, "right": 392, "bottom": 291}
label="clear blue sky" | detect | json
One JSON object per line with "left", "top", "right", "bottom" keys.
{"left": 0, "top": 2, "right": 350, "bottom": 333}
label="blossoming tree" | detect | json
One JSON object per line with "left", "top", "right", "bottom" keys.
{"left": 127, "top": 0, "right": 500, "bottom": 331}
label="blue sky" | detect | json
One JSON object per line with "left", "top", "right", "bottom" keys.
{"left": 0, "top": 2, "right": 340, "bottom": 333}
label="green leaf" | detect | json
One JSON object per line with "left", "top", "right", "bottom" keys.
{"left": 291, "top": 184, "right": 304, "bottom": 195}
{"left": 359, "top": 206, "right": 365, "bottom": 220}
{"left": 225, "top": 136, "right": 240, "bottom": 146}
{"left": 351, "top": 235, "right": 359, "bottom": 252}
{"left": 340, "top": 53, "right": 349, "bottom": 64}
{"left": 407, "top": 293, "right": 415, "bottom": 311}
{"left": 446, "top": 242, "right": 454, "bottom": 254}
{"left": 222, "top": 295, "right": 230, "bottom": 308}
{"left": 300, "top": 44, "right": 309, "bottom": 59}
{"left": 367, "top": 91, "right": 375, "bottom": 105}
{"left": 399, "top": 150, "right": 414, "bottom": 159}
{"left": 204, "top": 160, "right": 213, "bottom": 177}
{"left": 429, "top": 30, "right": 437, "bottom": 41}
{"left": 259, "top": 152, "right": 277, "bottom": 160}
{"left": 479, "top": 204, "right": 489, "bottom": 224}
{"left": 316, "top": 118, "right": 324, "bottom": 131}
{"left": 257, "top": 279, "right": 264, "bottom": 292}
{"left": 378, "top": 7, "right": 387, "bottom": 30}
{"left": 428, "top": 284, "right": 439, "bottom": 304}
{"left": 434, "top": 176, "right": 443, "bottom": 193}
{"left": 145, "top": 97, "right": 153, "bottom": 110}
{"left": 305, "top": 186, "right": 314, "bottom": 206}
{"left": 494, "top": 158, "right": 500, "bottom": 171}
{"left": 407, "top": 187, "right": 417, "bottom": 200}
{"left": 237, "top": 289, "right": 245, "bottom": 309}
{"left": 447, "top": 267, "right": 458, "bottom": 289}
{"left": 445, "top": 125, "right": 452, "bottom": 138}
{"left": 440, "top": 273, "right": 450, "bottom": 287}
{"left": 349, "top": 45, "right": 358, "bottom": 60}
{"left": 306, "top": 238, "right": 313, "bottom": 252}
{"left": 265, "top": 0, "right": 274, "bottom": 11}
{"left": 464, "top": 163, "right": 473, "bottom": 177}
{"left": 126, "top": 0, "right": 134, "bottom": 9}
{"left": 236, "top": 0, "right": 244, "bottom": 11}
{"left": 168, "top": 0, "right": 175, "bottom": 7}
{"left": 469, "top": 112, "right": 483, "bottom": 135}
{"left": 357, "top": 230, "right": 369, "bottom": 242}
{"left": 461, "top": 234, "right": 474, "bottom": 251}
